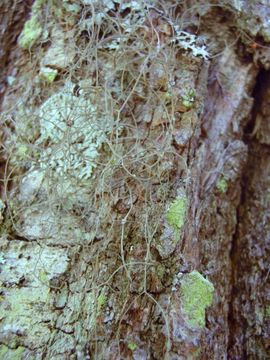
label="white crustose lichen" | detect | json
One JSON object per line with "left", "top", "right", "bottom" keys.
{"left": 37, "top": 83, "right": 113, "bottom": 181}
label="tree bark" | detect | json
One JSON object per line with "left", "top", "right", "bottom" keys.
{"left": 0, "top": 1, "right": 269, "bottom": 359}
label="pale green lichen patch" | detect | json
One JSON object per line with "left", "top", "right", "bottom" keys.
{"left": 16, "top": 144, "right": 29, "bottom": 157}
{"left": 18, "top": 0, "right": 46, "bottom": 49}
{"left": 0, "top": 345, "right": 24, "bottom": 360}
{"left": 39, "top": 66, "right": 58, "bottom": 83}
{"left": 156, "top": 194, "right": 187, "bottom": 258}
{"left": 0, "top": 242, "right": 70, "bottom": 349}
{"left": 0, "top": 288, "right": 51, "bottom": 348}
{"left": 166, "top": 195, "right": 187, "bottom": 231}
{"left": 180, "top": 270, "right": 214, "bottom": 328}
{"left": 0, "top": 345, "right": 8, "bottom": 359}
{"left": 128, "top": 342, "right": 137, "bottom": 351}
{"left": 217, "top": 177, "right": 228, "bottom": 193}
{"left": 11, "top": 346, "right": 25, "bottom": 360}
{"left": 97, "top": 293, "right": 107, "bottom": 311}
{"left": 18, "top": 15, "right": 42, "bottom": 49}
{"left": 62, "top": 0, "right": 81, "bottom": 13}
{"left": 265, "top": 305, "right": 270, "bottom": 317}
{"left": 32, "top": 0, "right": 46, "bottom": 13}
{"left": 181, "top": 89, "right": 196, "bottom": 109}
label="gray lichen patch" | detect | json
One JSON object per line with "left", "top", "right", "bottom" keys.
{"left": 50, "top": 333, "right": 76, "bottom": 356}
{"left": 13, "top": 81, "right": 116, "bottom": 240}
{"left": 20, "top": 207, "right": 96, "bottom": 245}
{"left": 0, "top": 241, "right": 70, "bottom": 350}
{"left": 20, "top": 209, "right": 58, "bottom": 240}
{"left": 41, "top": 28, "right": 76, "bottom": 70}
{"left": 19, "top": 169, "right": 45, "bottom": 203}
{"left": 0, "top": 241, "right": 69, "bottom": 286}
{"left": 37, "top": 82, "right": 114, "bottom": 181}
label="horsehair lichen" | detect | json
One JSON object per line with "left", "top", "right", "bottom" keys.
{"left": 180, "top": 270, "right": 214, "bottom": 328}
{"left": 3, "top": 0, "right": 216, "bottom": 356}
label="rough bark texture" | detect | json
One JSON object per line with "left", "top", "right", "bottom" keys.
{"left": 0, "top": 0, "right": 33, "bottom": 104}
{"left": 228, "top": 71, "right": 270, "bottom": 359}
{"left": 0, "top": 1, "right": 269, "bottom": 359}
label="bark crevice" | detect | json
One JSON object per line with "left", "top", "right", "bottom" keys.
{"left": 227, "top": 69, "right": 270, "bottom": 359}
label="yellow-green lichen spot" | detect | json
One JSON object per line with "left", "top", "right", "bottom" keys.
{"left": 217, "top": 177, "right": 228, "bottom": 193}
{"left": 128, "top": 342, "right": 137, "bottom": 352}
{"left": 166, "top": 195, "right": 187, "bottom": 232}
{"left": 180, "top": 270, "right": 214, "bottom": 328}
{"left": 39, "top": 66, "right": 58, "bottom": 83}
{"left": 18, "top": 16, "right": 42, "bottom": 49}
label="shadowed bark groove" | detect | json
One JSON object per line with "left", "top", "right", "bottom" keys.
{"left": 228, "top": 70, "right": 270, "bottom": 359}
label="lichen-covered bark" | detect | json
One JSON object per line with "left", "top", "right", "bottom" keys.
{"left": 181, "top": 47, "right": 256, "bottom": 358}
{"left": 0, "top": 1, "right": 270, "bottom": 359}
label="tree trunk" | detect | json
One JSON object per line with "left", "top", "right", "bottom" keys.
{"left": 0, "top": 1, "right": 269, "bottom": 359}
